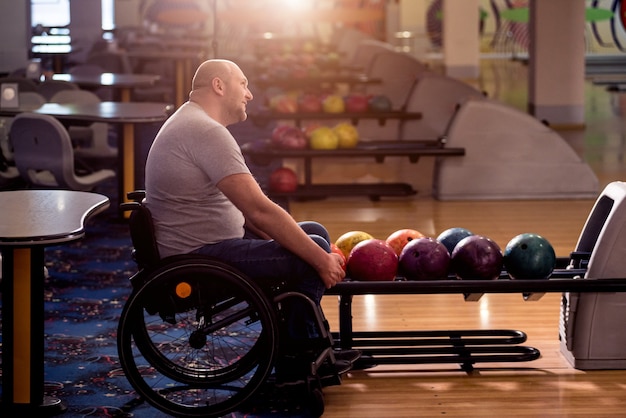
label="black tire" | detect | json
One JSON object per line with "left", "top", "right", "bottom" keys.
{"left": 117, "top": 257, "right": 279, "bottom": 417}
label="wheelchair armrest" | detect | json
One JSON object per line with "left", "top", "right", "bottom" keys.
{"left": 127, "top": 190, "right": 146, "bottom": 202}
{"left": 120, "top": 201, "right": 141, "bottom": 212}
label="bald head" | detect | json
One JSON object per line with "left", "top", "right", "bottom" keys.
{"left": 192, "top": 59, "right": 238, "bottom": 91}
{"left": 188, "top": 59, "right": 253, "bottom": 126}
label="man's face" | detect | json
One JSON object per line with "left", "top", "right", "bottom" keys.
{"left": 225, "top": 66, "right": 253, "bottom": 124}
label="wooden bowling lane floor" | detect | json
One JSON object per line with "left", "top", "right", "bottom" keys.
{"left": 320, "top": 292, "right": 626, "bottom": 417}
{"left": 323, "top": 364, "right": 626, "bottom": 417}
{"left": 288, "top": 58, "right": 626, "bottom": 417}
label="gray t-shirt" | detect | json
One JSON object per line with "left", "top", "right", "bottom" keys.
{"left": 145, "top": 101, "right": 250, "bottom": 258}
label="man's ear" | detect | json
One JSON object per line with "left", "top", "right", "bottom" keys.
{"left": 213, "top": 77, "right": 224, "bottom": 96}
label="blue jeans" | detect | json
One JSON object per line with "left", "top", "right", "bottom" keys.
{"left": 192, "top": 221, "right": 330, "bottom": 340}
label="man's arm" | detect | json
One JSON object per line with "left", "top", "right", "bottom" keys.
{"left": 244, "top": 218, "right": 272, "bottom": 240}
{"left": 217, "top": 173, "right": 345, "bottom": 288}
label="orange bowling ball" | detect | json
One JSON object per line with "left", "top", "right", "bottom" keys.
{"left": 385, "top": 228, "right": 425, "bottom": 256}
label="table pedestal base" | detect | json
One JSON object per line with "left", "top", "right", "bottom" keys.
{"left": 1, "top": 396, "right": 67, "bottom": 416}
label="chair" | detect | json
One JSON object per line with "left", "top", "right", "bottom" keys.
{"left": 0, "top": 118, "right": 20, "bottom": 189}
{"left": 349, "top": 39, "right": 396, "bottom": 71}
{"left": 0, "top": 92, "right": 47, "bottom": 189}
{"left": 9, "top": 113, "right": 115, "bottom": 191}
{"left": 68, "top": 63, "right": 105, "bottom": 76}
{"left": 85, "top": 50, "right": 134, "bottom": 74}
{"left": 18, "top": 91, "right": 47, "bottom": 109}
{"left": 49, "top": 89, "right": 118, "bottom": 160}
{"left": 0, "top": 93, "right": 47, "bottom": 162}
{"left": 36, "top": 79, "right": 80, "bottom": 101}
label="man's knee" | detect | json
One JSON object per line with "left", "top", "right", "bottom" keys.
{"left": 310, "top": 234, "right": 331, "bottom": 252}
{"left": 299, "top": 221, "right": 331, "bottom": 244}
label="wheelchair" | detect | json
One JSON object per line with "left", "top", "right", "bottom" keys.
{"left": 116, "top": 191, "right": 338, "bottom": 417}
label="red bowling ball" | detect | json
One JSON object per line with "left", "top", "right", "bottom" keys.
{"left": 347, "top": 239, "right": 398, "bottom": 281}
{"left": 269, "top": 167, "right": 298, "bottom": 193}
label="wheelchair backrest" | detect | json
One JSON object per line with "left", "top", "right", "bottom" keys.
{"left": 121, "top": 191, "right": 161, "bottom": 270}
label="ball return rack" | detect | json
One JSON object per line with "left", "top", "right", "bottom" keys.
{"left": 325, "top": 253, "right": 626, "bottom": 371}
{"left": 241, "top": 139, "right": 465, "bottom": 204}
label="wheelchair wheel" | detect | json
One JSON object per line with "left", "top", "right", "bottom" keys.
{"left": 117, "top": 257, "right": 279, "bottom": 418}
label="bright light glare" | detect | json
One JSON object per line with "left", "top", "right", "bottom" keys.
{"left": 31, "top": 0, "right": 70, "bottom": 27}
{"left": 100, "top": 73, "right": 114, "bottom": 84}
{"left": 479, "top": 297, "right": 491, "bottom": 328}
{"left": 280, "top": 0, "right": 314, "bottom": 11}
{"left": 363, "top": 295, "right": 378, "bottom": 327}
{"left": 102, "top": 0, "right": 115, "bottom": 30}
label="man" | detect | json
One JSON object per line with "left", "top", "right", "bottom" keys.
{"left": 144, "top": 59, "right": 358, "bottom": 383}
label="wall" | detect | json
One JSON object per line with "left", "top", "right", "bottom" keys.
{"left": 0, "top": 2, "right": 30, "bottom": 74}
{"left": 115, "top": 0, "right": 142, "bottom": 28}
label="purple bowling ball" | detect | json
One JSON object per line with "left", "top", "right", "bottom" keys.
{"left": 399, "top": 237, "right": 451, "bottom": 280}
{"left": 451, "top": 235, "right": 503, "bottom": 280}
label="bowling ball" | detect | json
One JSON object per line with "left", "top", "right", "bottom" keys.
{"left": 347, "top": 239, "right": 398, "bottom": 281}
{"left": 335, "top": 230, "right": 374, "bottom": 259}
{"left": 271, "top": 125, "right": 292, "bottom": 142}
{"left": 437, "top": 227, "right": 473, "bottom": 254}
{"left": 330, "top": 243, "right": 347, "bottom": 271}
{"left": 309, "top": 126, "right": 339, "bottom": 150}
{"left": 333, "top": 122, "right": 360, "bottom": 148}
{"left": 298, "top": 93, "right": 323, "bottom": 113}
{"left": 322, "top": 94, "right": 345, "bottom": 113}
{"left": 503, "top": 233, "right": 556, "bottom": 280}
{"left": 368, "top": 94, "right": 392, "bottom": 111}
{"left": 345, "top": 92, "right": 370, "bottom": 113}
{"left": 399, "top": 237, "right": 450, "bottom": 280}
{"left": 385, "top": 228, "right": 425, "bottom": 256}
{"left": 451, "top": 235, "right": 503, "bottom": 280}
{"left": 271, "top": 125, "right": 307, "bottom": 149}
{"left": 269, "top": 167, "right": 298, "bottom": 193}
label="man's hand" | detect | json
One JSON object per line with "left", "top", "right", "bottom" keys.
{"left": 318, "top": 252, "right": 346, "bottom": 289}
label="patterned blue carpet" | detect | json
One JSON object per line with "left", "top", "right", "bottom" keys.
{"left": 36, "top": 180, "right": 164, "bottom": 417}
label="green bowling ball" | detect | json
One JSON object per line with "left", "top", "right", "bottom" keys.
{"left": 503, "top": 233, "right": 556, "bottom": 280}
